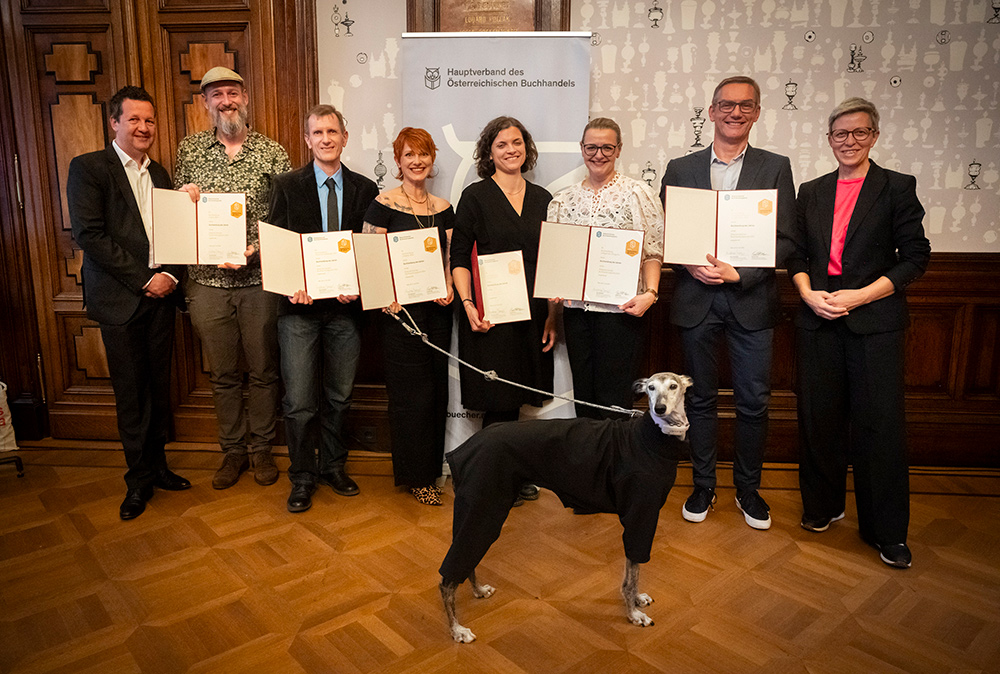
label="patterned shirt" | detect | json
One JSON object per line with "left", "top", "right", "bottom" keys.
{"left": 546, "top": 172, "right": 664, "bottom": 313}
{"left": 174, "top": 128, "right": 291, "bottom": 287}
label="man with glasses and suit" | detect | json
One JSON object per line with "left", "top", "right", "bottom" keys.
{"left": 659, "top": 76, "right": 796, "bottom": 531}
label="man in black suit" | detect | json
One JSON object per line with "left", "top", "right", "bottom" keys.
{"left": 266, "top": 104, "right": 378, "bottom": 513}
{"left": 67, "top": 86, "right": 190, "bottom": 520}
{"left": 660, "top": 76, "right": 795, "bottom": 531}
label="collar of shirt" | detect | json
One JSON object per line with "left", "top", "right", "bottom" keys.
{"left": 709, "top": 143, "right": 748, "bottom": 191}
{"left": 111, "top": 139, "right": 150, "bottom": 172}
{"left": 315, "top": 162, "right": 344, "bottom": 232}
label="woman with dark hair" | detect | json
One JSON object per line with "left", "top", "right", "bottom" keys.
{"left": 450, "top": 116, "right": 557, "bottom": 502}
{"left": 789, "top": 97, "right": 930, "bottom": 568}
{"left": 363, "top": 127, "right": 454, "bottom": 505}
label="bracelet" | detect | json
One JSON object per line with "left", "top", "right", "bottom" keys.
{"left": 462, "top": 298, "right": 475, "bottom": 304}
{"left": 643, "top": 287, "right": 659, "bottom": 301}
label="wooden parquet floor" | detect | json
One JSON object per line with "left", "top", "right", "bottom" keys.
{"left": 1, "top": 444, "right": 999, "bottom": 674}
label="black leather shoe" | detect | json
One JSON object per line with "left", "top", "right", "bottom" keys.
{"left": 120, "top": 486, "right": 153, "bottom": 520}
{"left": 153, "top": 468, "right": 191, "bottom": 491}
{"left": 287, "top": 484, "right": 315, "bottom": 513}
{"left": 319, "top": 468, "right": 359, "bottom": 496}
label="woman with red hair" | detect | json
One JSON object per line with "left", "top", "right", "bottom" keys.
{"left": 363, "top": 127, "right": 455, "bottom": 505}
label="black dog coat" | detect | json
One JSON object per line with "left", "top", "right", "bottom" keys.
{"left": 439, "top": 411, "right": 683, "bottom": 585}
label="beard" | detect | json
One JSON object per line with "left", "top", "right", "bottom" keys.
{"left": 211, "top": 102, "right": 249, "bottom": 136}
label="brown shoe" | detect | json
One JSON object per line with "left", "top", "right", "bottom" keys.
{"left": 212, "top": 452, "right": 248, "bottom": 489}
{"left": 251, "top": 451, "right": 278, "bottom": 486}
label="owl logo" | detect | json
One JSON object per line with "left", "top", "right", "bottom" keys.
{"left": 425, "top": 67, "right": 440, "bottom": 90}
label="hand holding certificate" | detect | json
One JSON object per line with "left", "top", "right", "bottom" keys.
{"left": 663, "top": 185, "right": 777, "bottom": 267}
{"left": 475, "top": 250, "right": 531, "bottom": 325}
{"left": 353, "top": 231, "right": 448, "bottom": 310}
{"left": 151, "top": 188, "right": 247, "bottom": 265}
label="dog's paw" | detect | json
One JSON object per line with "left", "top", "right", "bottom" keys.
{"left": 472, "top": 583, "right": 495, "bottom": 599}
{"left": 451, "top": 625, "right": 477, "bottom": 643}
{"left": 628, "top": 610, "right": 654, "bottom": 627}
{"left": 636, "top": 593, "right": 653, "bottom": 607}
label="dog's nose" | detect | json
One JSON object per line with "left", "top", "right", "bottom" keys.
{"left": 654, "top": 404, "right": 666, "bottom": 415}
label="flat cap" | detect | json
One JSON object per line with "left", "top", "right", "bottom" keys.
{"left": 200, "top": 66, "right": 244, "bottom": 90}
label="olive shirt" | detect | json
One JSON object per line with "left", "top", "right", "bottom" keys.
{"left": 174, "top": 128, "right": 291, "bottom": 288}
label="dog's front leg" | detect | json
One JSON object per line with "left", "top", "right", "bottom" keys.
{"left": 440, "top": 578, "right": 476, "bottom": 643}
{"left": 469, "top": 569, "right": 495, "bottom": 599}
{"left": 621, "top": 559, "right": 654, "bottom": 626}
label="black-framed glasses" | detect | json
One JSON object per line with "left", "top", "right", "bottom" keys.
{"left": 828, "top": 127, "right": 875, "bottom": 143}
{"left": 713, "top": 99, "right": 757, "bottom": 114}
{"left": 582, "top": 143, "right": 620, "bottom": 157}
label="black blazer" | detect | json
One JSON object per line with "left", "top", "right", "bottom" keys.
{"left": 659, "top": 144, "right": 796, "bottom": 331}
{"left": 787, "top": 161, "right": 930, "bottom": 334}
{"left": 67, "top": 144, "right": 181, "bottom": 325}
{"left": 267, "top": 161, "right": 379, "bottom": 315}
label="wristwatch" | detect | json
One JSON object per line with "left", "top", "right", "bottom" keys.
{"left": 642, "top": 287, "right": 659, "bottom": 302}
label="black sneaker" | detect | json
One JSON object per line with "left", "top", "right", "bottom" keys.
{"left": 681, "top": 487, "right": 716, "bottom": 523}
{"left": 735, "top": 491, "right": 771, "bottom": 530}
{"left": 800, "top": 511, "right": 845, "bottom": 533}
{"left": 876, "top": 542, "right": 912, "bottom": 569}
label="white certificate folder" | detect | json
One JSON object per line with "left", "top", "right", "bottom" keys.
{"left": 663, "top": 185, "right": 777, "bottom": 267}
{"left": 353, "top": 231, "right": 448, "bottom": 310}
{"left": 258, "top": 222, "right": 360, "bottom": 300}
{"left": 534, "top": 221, "right": 645, "bottom": 305}
{"left": 151, "top": 188, "right": 247, "bottom": 265}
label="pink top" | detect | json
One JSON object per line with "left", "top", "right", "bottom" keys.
{"left": 828, "top": 177, "right": 865, "bottom": 275}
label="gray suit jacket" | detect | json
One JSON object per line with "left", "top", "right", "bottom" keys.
{"left": 659, "top": 144, "right": 795, "bottom": 330}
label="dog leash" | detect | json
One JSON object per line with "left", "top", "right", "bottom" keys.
{"left": 387, "top": 307, "right": 643, "bottom": 418}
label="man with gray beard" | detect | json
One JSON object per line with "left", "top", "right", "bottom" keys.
{"left": 175, "top": 66, "right": 291, "bottom": 490}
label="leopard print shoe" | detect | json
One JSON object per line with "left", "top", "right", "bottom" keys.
{"left": 411, "top": 485, "right": 443, "bottom": 506}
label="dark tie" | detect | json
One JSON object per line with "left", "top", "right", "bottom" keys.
{"left": 325, "top": 176, "right": 339, "bottom": 231}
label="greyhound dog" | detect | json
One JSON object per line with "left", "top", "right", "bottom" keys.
{"left": 439, "top": 372, "right": 692, "bottom": 643}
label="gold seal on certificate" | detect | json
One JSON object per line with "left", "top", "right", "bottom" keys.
{"left": 258, "top": 222, "right": 360, "bottom": 299}
{"left": 151, "top": 188, "right": 247, "bottom": 266}
{"left": 476, "top": 250, "right": 531, "bottom": 324}
{"left": 663, "top": 185, "right": 778, "bottom": 267}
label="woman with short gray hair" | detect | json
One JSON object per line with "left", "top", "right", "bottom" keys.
{"left": 788, "top": 97, "right": 930, "bottom": 569}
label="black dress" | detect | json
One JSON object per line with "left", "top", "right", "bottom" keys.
{"left": 364, "top": 199, "right": 455, "bottom": 487}
{"left": 450, "top": 178, "right": 554, "bottom": 412}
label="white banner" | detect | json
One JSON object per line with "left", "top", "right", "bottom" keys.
{"left": 402, "top": 32, "right": 591, "bottom": 452}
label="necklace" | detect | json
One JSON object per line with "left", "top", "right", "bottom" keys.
{"left": 401, "top": 186, "right": 434, "bottom": 230}
{"left": 400, "top": 186, "right": 428, "bottom": 204}
{"left": 493, "top": 175, "right": 525, "bottom": 196}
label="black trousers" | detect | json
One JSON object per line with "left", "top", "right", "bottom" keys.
{"left": 796, "top": 321, "right": 909, "bottom": 545}
{"left": 563, "top": 308, "right": 645, "bottom": 420}
{"left": 679, "top": 293, "right": 772, "bottom": 495}
{"left": 99, "top": 296, "right": 176, "bottom": 490}
{"left": 380, "top": 302, "right": 452, "bottom": 487}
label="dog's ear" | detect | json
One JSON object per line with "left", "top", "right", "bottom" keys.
{"left": 680, "top": 375, "right": 693, "bottom": 390}
{"left": 632, "top": 378, "right": 648, "bottom": 395}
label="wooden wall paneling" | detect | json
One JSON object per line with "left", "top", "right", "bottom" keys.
{"left": 0, "top": 23, "right": 47, "bottom": 439}
{"left": 5, "top": 7, "right": 134, "bottom": 440}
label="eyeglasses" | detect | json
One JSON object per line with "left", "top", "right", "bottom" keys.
{"left": 713, "top": 99, "right": 758, "bottom": 114}
{"left": 828, "top": 127, "right": 875, "bottom": 143}
{"left": 582, "top": 143, "right": 620, "bottom": 157}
